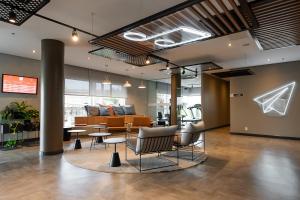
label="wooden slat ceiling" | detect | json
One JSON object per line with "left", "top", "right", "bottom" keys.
{"left": 90, "top": 0, "right": 252, "bottom": 66}
{"left": 250, "top": 0, "right": 300, "bottom": 50}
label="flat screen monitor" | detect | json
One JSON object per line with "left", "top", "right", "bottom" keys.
{"left": 2, "top": 74, "right": 38, "bottom": 95}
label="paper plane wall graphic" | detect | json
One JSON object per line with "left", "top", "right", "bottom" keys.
{"left": 253, "top": 82, "right": 296, "bottom": 116}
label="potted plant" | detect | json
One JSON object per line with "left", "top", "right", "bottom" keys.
{"left": 0, "top": 101, "right": 39, "bottom": 149}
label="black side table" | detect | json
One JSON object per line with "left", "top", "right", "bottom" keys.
{"left": 68, "top": 129, "right": 86, "bottom": 150}
{"left": 104, "top": 138, "right": 126, "bottom": 167}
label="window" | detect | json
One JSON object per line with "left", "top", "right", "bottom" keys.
{"left": 65, "top": 79, "right": 89, "bottom": 96}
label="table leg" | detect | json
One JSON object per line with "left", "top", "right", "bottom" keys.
{"left": 110, "top": 144, "right": 121, "bottom": 167}
{"left": 74, "top": 132, "right": 82, "bottom": 150}
{"left": 90, "top": 137, "right": 94, "bottom": 151}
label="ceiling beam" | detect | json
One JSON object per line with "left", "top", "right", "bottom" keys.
{"left": 215, "top": 0, "right": 241, "bottom": 31}
{"left": 228, "top": 0, "right": 250, "bottom": 29}
{"left": 204, "top": 0, "right": 234, "bottom": 33}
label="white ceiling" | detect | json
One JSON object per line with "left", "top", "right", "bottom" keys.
{"left": 0, "top": 0, "right": 300, "bottom": 81}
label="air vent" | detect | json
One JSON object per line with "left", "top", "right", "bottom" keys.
{"left": 212, "top": 69, "right": 254, "bottom": 78}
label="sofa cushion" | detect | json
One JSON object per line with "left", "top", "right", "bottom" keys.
{"left": 136, "top": 125, "right": 177, "bottom": 153}
{"left": 84, "top": 105, "right": 100, "bottom": 116}
{"left": 138, "top": 125, "right": 177, "bottom": 138}
{"left": 112, "top": 106, "right": 125, "bottom": 115}
{"left": 122, "top": 105, "right": 136, "bottom": 115}
{"left": 99, "top": 106, "right": 110, "bottom": 116}
{"left": 180, "top": 121, "right": 205, "bottom": 146}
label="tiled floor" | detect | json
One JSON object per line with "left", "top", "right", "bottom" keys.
{"left": 0, "top": 127, "right": 300, "bottom": 200}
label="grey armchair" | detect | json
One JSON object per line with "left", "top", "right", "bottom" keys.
{"left": 174, "top": 121, "right": 205, "bottom": 160}
{"left": 126, "top": 125, "right": 178, "bottom": 172}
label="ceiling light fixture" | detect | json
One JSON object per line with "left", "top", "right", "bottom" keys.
{"left": 228, "top": 42, "right": 232, "bottom": 47}
{"left": 145, "top": 56, "right": 151, "bottom": 65}
{"left": 102, "top": 64, "right": 111, "bottom": 85}
{"left": 123, "top": 26, "right": 212, "bottom": 48}
{"left": 166, "top": 62, "right": 170, "bottom": 70}
{"left": 8, "top": 11, "right": 17, "bottom": 24}
{"left": 267, "top": 58, "right": 271, "bottom": 62}
{"left": 124, "top": 32, "right": 146, "bottom": 41}
{"left": 32, "top": 50, "right": 36, "bottom": 54}
{"left": 195, "top": 69, "right": 198, "bottom": 77}
{"left": 138, "top": 73, "right": 146, "bottom": 89}
{"left": 123, "top": 80, "right": 132, "bottom": 88}
{"left": 72, "top": 28, "right": 79, "bottom": 42}
{"left": 182, "top": 68, "right": 186, "bottom": 75}
{"left": 154, "top": 39, "right": 175, "bottom": 47}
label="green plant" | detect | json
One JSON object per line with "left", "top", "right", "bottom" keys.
{"left": 4, "top": 139, "right": 17, "bottom": 149}
{"left": 0, "top": 101, "right": 39, "bottom": 122}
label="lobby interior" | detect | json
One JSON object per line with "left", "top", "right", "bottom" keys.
{"left": 0, "top": 0, "right": 300, "bottom": 199}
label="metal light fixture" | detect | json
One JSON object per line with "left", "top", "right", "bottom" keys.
{"left": 123, "top": 80, "right": 132, "bottom": 88}
{"left": 8, "top": 11, "right": 17, "bottom": 24}
{"left": 182, "top": 68, "right": 186, "bottom": 75}
{"left": 72, "top": 28, "right": 79, "bottom": 42}
{"left": 138, "top": 73, "right": 146, "bottom": 89}
{"left": 166, "top": 62, "right": 170, "bottom": 70}
{"left": 195, "top": 69, "right": 198, "bottom": 77}
{"left": 145, "top": 56, "right": 150, "bottom": 65}
{"left": 102, "top": 64, "right": 111, "bottom": 85}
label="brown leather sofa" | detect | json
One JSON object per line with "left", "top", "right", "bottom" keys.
{"left": 74, "top": 115, "right": 146, "bottom": 126}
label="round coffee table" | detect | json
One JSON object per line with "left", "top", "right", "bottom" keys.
{"left": 92, "top": 125, "right": 107, "bottom": 143}
{"left": 104, "top": 138, "right": 126, "bottom": 167}
{"left": 88, "top": 132, "right": 111, "bottom": 150}
{"left": 68, "top": 129, "right": 86, "bottom": 150}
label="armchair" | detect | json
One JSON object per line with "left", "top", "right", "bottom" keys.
{"left": 126, "top": 125, "right": 178, "bottom": 172}
{"left": 174, "top": 121, "right": 205, "bottom": 161}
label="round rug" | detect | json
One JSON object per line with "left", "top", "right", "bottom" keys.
{"left": 63, "top": 141, "right": 207, "bottom": 174}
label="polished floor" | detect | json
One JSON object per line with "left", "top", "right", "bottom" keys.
{"left": 1, "top": 127, "right": 300, "bottom": 200}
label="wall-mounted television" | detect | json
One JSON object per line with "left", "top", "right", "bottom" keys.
{"left": 2, "top": 74, "right": 38, "bottom": 95}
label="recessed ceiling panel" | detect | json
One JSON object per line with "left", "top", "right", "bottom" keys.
{"left": 0, "top": 0, "right": 50, "bottom": 26}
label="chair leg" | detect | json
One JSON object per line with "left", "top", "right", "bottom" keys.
{"left": 203, "top": 131, "right": 206, "bottom": 153}
{"left": 176, "top": 146, "right": 179, "bottom": 165}
{"left": 125, "top": 142, "right": 127, "bottom": 161}
{"left": 90, "top": 137, "right": 94, "bottom": 151}
{"left": 192, "top": 145, "right": 194, "bottom": 161}
{"left": 139, "top": 153, "right": 142, "bottom": 173}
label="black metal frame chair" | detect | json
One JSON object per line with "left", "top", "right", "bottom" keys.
{"left": 126, "top": 133, "right": 179, "bottom": 172}
{"left": 175, "top": 130, "right": 206, "bottom": 161}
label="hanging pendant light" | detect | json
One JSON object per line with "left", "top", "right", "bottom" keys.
{"left": 72, "top": 28, "right": 79, "bottom": 42}
{"left": 138, "top": 80, "right": 146, "bottom": 89}
{"left": 138, "top": 73, "right": 146, "bottom": 89}
{"left": 123, "top": 80, "right": 132, "bottom": 88}
{"left": 102, "top": 64, "right": 111, "bottom": 85}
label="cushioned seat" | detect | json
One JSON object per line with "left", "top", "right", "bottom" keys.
{"left": 106, "top": 117, "right": 126, "bottom": 133}
{"left": 126, "top": 125, "right": 178, "bottom": 172}
{"left": 130, "top": 116, "right": 152, "bottom": 133}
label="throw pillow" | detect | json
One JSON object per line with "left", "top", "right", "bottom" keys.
{"left": 122, "top": 105, "right": 136, "bottom": 115}
{"left": 84, "top": 105, "right": 100, "bottom": 116}
{"left": 99, "top": 106, "right": 110, "bottom": 116}
{"left": 112, "top": 106, "right": 125, "bottom": 115}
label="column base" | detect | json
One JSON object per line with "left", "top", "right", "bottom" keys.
{"left": 75, "top": 139, "right": 82, "bottom": 149}
{"left": 40, "top": 149, "right": 64, "bottom": 156}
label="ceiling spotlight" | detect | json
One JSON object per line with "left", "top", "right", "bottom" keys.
{"left": 8, "top": 11, "right": 17, "bottom": 24}
{"left": 32, "top": 50, "right": 36, "bottom": 54}
{"left": 123, "top": 80, "right": 132, "bottom": 88}
{"left": 228, "top": 42, "right": 232, "bottom": 47}
{"left": 145, "top": 57, "right": 151, "bottom": 65}
{"left": 72, "top": 28, "right": 79, "bottom": 42}
{"left": 166, "top": 62, "right": 170, "bottom": 70}
{"left": 182, "top": 68, "right": 186, "bottom": 75}
{"left": 267, "top": 58, "right": 271, "bottom": 62}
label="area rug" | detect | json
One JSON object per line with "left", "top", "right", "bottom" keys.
{"left": 63, "top": 142, "right": 207, "bottom": 174}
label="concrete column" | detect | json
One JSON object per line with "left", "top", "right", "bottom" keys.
{"left": 40, "top": 39, "right": 64, "bottom": 155}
